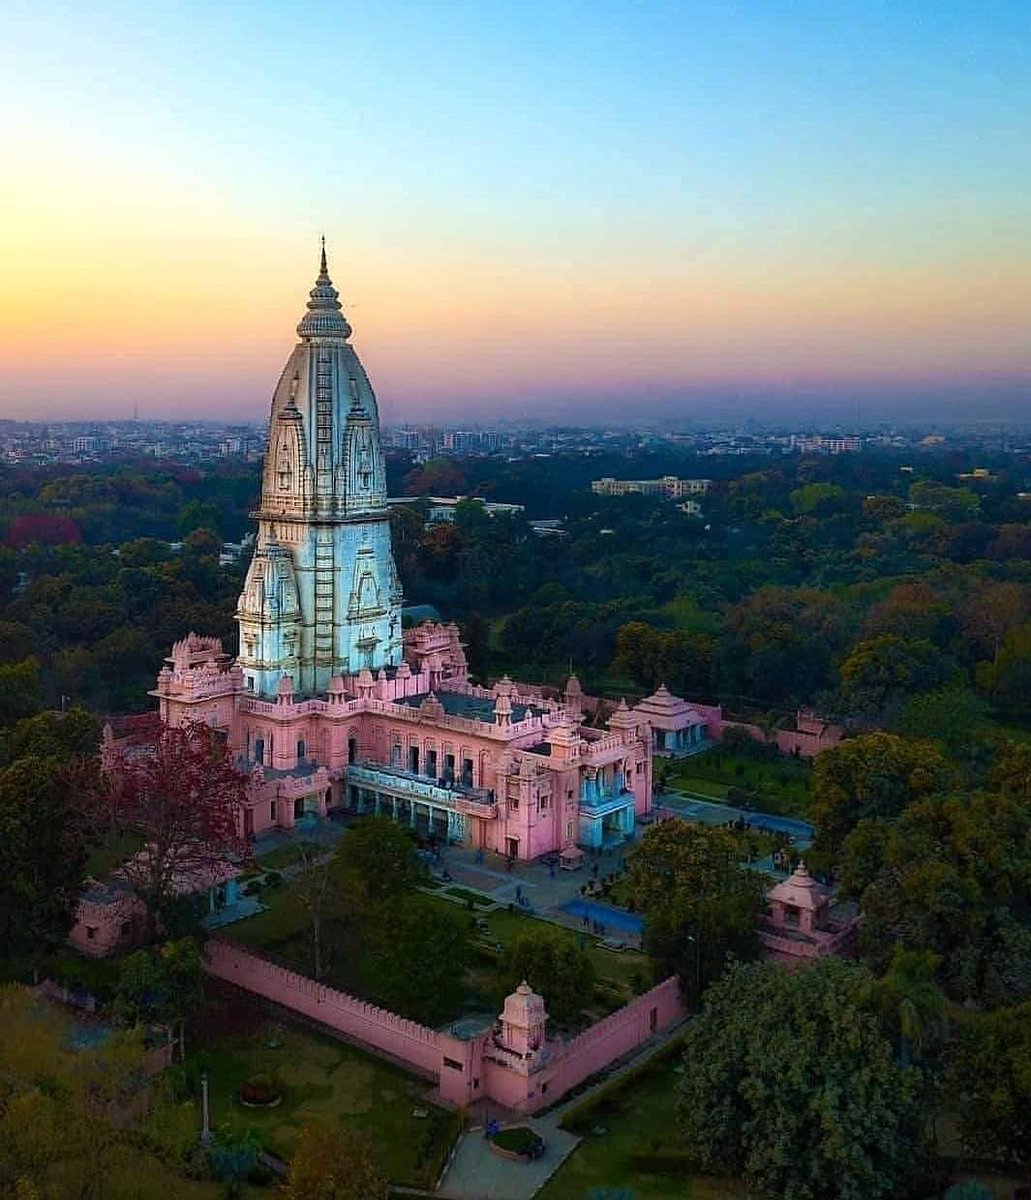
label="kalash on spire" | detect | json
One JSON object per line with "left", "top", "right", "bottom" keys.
{"left": 236, "top": 243, "right": 403, "bottom": 698}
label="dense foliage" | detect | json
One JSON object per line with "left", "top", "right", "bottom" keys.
{"left": 677, "top": 959, "right": 924, "bottom": 1200}
{"left": 625, "top": 820, "right": 764, "bottom": 1005}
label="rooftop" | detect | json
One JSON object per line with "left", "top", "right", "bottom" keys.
{"left": 399, "top": 690, "right": 542, "bottom": 725}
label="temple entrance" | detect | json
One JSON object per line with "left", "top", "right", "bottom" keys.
{"left": 409, "top": 746, "right": 419, "bottom": 773}
{"left": 506, "top": 836, "right": 519, "bottom": 860}
{"left": 348, "top": 737, "right": 357, "bottom": 764}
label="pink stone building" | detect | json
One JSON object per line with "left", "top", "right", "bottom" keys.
{"left": 759, "top": 862, "right": 860, "bottom": 965}
{"left": 105, "top": 252, "right": 712, "bottom": 861}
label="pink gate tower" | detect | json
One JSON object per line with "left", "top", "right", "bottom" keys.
{"left": 140, "top": 248, "right": 697, "bottom": 858}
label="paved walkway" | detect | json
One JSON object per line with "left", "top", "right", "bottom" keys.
{"left": 659, "top": 789, "right": 813, "bottom": 847}
{"left": 439, "top": 1116, "right": 580, "bottom": 1200}
{"left": 439, "top": 1017, "right": 689, "bottom": 1200}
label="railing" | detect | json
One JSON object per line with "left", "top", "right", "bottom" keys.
{"left": 347, "top": 761, "right": 495, "bottom": 810}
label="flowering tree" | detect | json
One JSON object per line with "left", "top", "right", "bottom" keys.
{"left": 103, "top": 720, "right": 250, "bottom": 937}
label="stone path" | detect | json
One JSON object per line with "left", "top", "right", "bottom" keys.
{"left": 438, "top": 1016, "right": 689, "bottom": 1200}
{"left": 660, "top": 789, "right": 813, "bottom": 847}
{"left": 439, "top": 1116, "right": 580, "bottom": 1200}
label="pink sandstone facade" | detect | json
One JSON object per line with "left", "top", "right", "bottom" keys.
{"left": 759, "top": 861, "right": 860, "bottom": 966}
{"left": 204, "top": 937, "right": 685, "bottom": 1114}
{"left": 132, "top": 627, "right": 662, "bottom": 858}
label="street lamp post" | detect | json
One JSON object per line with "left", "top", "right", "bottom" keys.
{"left": 200, "top": 1071, "right": 212, "bottom": 1144}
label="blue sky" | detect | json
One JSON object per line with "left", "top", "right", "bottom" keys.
{"left": 2, "top": 0, "right": 1029, "bottom": 421}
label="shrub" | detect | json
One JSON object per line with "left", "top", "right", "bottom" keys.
{"left": 492, "top": 1126, "right": 544, "bottom": 1155}
{"left": 237, "top": 1072, "right": 282, "bottom": 1106}
{"left": 263, "top": 871, "right": 283, "bottom": 889}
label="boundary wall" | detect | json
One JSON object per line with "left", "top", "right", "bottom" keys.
{"left": 204, "top": 938, "right": 685, "bottom": 1113}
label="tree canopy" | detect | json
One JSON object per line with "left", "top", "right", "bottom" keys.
{"left": 677, "top": 958, "right": 924, "bottom": 1200}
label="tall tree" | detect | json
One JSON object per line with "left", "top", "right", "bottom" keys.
{"left": 0, "top": 755, "right": 92, "bottom": 979}
{"left": 949, "top": 1003, "right": 1031, "bottom": 1185}
{"left": 625, "top": 820, "right": 762, "bottom": 1005}
{"left": 809, "top": 732, "right": 951, "bottom": 865}
{"left": 332, "top": 816, "right": 425, "bottom": 906}
{"left": 498, "top": 928, "right": 595, "bottom": 1027}
{"left": 101, "top": 720, "right": 250, "bottom": 938}
{"left": 869, "top": 946, "right": 946, "bottom": 1066}
{"left": 677, "top": 959, "right": 923, "bottom": 1200}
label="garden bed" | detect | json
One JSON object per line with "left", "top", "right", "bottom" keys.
{"left": 490, "top": 1126, "right": 545, "bottom": 1160}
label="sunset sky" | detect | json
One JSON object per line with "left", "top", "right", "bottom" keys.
{"left": 2, "top": 0, "right": 1029, "bottom": 423}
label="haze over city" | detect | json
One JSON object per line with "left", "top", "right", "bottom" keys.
{"left": 2, "top": 0, "right": 1030, "bottom": 423}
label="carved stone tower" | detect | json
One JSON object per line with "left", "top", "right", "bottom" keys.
{"left": 236, "top": 244, "right": 403, "bottom": 698}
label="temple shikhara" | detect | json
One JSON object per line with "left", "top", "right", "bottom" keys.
{"left": 117, "top": 247, "right": 707, "bottom": 859}
{"left": 72, "top": 251, "right": 857, "bottom": 1115}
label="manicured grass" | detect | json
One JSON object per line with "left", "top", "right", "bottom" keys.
{"left": 84, "top": 829, "right": 145, "bottom": 880}
{"left": 665, "top": 748, "right": 811, "bottom": 817}
{"left": 228, "top": 881, "right": 652, "bottom": 1022}
{"left": 538, "top": 1053, "right": 747, "bottom": 1200}
{"left": 669, "top": 775, "right": 730, "bottom": 799}
{"left": 230, "top": 885, "right": 308, "bottom": 950}
{"left": 254, "top": 840, "right": 324, "bottom": 871}
{"left": 191, "top": 1019, "right": 459, "bottom": 1186}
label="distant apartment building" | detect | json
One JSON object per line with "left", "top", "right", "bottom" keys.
{"left": 591, "top": 475, "right": 711, "bottom": 500}
{"left": 388, "top": 495, "right": 525, "bottom": 523}
{"left": 792, "top": 435, "right": 861, "bottom": 454}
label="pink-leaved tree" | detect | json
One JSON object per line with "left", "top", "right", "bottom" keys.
{"left": 102, "top": 720, "right": 251, "bottom": 938}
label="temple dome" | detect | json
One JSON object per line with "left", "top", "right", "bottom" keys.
{"left": 296, "top": 241, "right": 352, "bottom": 340}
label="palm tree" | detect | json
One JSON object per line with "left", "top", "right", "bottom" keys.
{"left": 875, "top": 946, "right": 947, "bottom": 1066}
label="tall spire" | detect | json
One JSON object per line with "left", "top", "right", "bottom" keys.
{"left": 297, "top": 240, "right": 352, "bottom": 340}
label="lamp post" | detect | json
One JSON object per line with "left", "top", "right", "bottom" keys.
{"left": 686, "top": 933, "right": 702, "bottom": 1004}
{"left": 200, "top": 1070, "right": 212, "bottom": 1144}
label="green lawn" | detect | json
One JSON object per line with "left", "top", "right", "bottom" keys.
{"left": 254, "top": 840, "right": 323, "bottom": 871}
{"left": 191, "top": 1018, "right": 459, "bottom": 1186}
{"left": 227, "top": 883, "right": 652, "bottom": 1022}
{"left": 84, "top": 829, "right": 146, "bottom": 880}
{"left": 538, "top": 1051, "right": 747, "bottom": 1200}
{"left": 665, "top": 748, "right": 812, "bottom": 817}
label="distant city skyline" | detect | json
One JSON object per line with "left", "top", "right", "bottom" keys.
{"left": 2, "top": 1, "right": 1029, "bottom": 423}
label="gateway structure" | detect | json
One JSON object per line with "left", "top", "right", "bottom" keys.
{"left": 130, "top": 250, "right": 706, "bottom": 857}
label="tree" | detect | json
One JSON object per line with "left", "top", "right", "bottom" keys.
{"left": 949, "top": 1003, "right": 1031, "bottom": 1183}
{"left": 809, "top": 732, "right": 951, "bottom": 864}
{"left": 284, "top": 1122, "right": 388, "bottom": 1200}
{"left": 102, "top": 720, "right": 250, "bottom": 938}
{"left": 625, "top": 820, "right": 763, "bottom": 1005}
{"left": 976, "top": 621, "right": 1031, "bottom": 714}
{"left": 0, "top": 755, "right": 92, "bottom": 979}
{"left": 0, "top": 658, "right": 44, "bottom": 728}
{"left": 295, "top": 842, "right": 367, "bottom": 981}
{"left": 332, "top": 816, "right": 426, "bottom": 906}
{"left": 837, "top": 634, "right": 954, "bottom": 720}
{"left": 361, "top": 895, "right": 471, "bottom": 1025}
{"left": 112, "top": 937, "right": 205, "bottom": 1058}
{"left": 0, "top": 706, "right": 100, "bottom": 769}
{"left": 677, "top": 959, "right": 923, "bottom": 1200}
{"left": 498, "top": 928, "right": 595, "bottom": 1027}
{"left": 893, "top": 684, "right": 988, "bottom": 759}
{"left": 0, "top": 983, "right": 152, "bottom": 1197}
{"left": 869, "top": 946, "right": 946, "bottom": 1066}
{"left": 842, "top": 791, "right": 1031, "bottom": 1003}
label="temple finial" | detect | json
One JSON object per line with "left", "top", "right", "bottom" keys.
{"left": 319, "top": 235, "right": 328, "bottom": 277}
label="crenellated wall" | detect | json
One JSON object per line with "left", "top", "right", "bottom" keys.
{"left": 203, "top": 938, "right": 686, "bottom": 1113}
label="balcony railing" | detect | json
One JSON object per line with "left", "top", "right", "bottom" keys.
{"left": 347, "top": 760, "right": 496, "bottom": 812}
